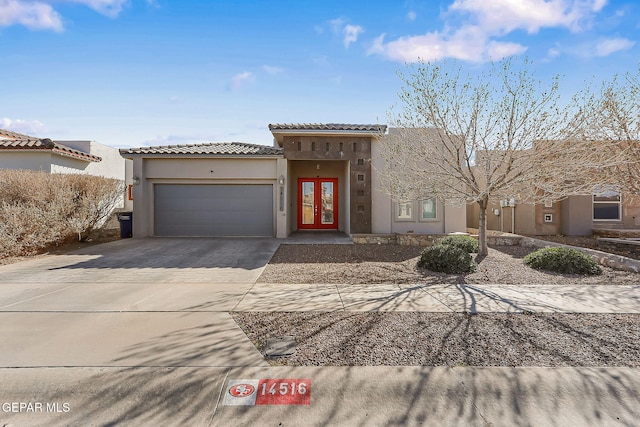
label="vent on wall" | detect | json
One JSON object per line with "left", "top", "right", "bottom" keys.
{"left": 544, "top": 213, "right": 553, "bottom": 223}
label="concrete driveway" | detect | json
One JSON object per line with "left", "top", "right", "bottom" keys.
{"left": 0, "top": 238, "right": 279, "bottom": 426}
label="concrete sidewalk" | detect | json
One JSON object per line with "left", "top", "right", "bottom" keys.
{"left": 2, "top": 366, "right": 639, "bottom": 426}
{"left": 234, "top": 282, "right": 640, "bottom": 313}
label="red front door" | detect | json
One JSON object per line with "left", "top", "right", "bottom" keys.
{"left": 297, "top": 178, "right": 338, "bottom": 229}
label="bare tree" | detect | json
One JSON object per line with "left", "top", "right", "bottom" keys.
{"left": 377, "top": 57, "right": 620, "bottom": 255}
{"left": 590, "top": 71, "right": 640, "bottom": 196}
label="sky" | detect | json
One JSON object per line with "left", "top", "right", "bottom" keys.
{"left": 1, "top": 0, "right": 638, "bottom": 149}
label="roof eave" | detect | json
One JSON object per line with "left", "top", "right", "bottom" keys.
{"left": 270, "top": 128, "right": 386, "bottom": 145}
{"left": 52, "top": 148, "right": 102, "bottom": 162}
{"left": 119, "top": 152, "right": 283, "bottom": 159}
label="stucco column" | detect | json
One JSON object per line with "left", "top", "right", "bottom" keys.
{"left": 276, "top": 158, "right": 288, "bottom": 238}
{"left": 131, "top": 157, "right": 150, "bottom": 238}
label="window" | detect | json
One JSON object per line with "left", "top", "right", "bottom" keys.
{"left": 593, "top": 189, "right": 621, "bottom": 221}
{"left": 395, "top": 201, "right": 414, "bottom": 221}
{"left": 419, "top": 198, "right": 437, "bottom": 221}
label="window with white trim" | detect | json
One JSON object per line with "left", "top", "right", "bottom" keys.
{"left": 395, "top": 201, "right": 414, "bottom": 221}
{"left": 419, "top": 198, "right": 437, "bottom": 221}
{"left": 593, "top": 190, "right": 621, "bottom": 221}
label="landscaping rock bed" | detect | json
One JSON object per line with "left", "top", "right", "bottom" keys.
{"left": 244, "top": 243, "right": 640, "bottom": 367}
{"left": 258, "top": 244, "right": 639, "bottom": 285}
{"left": 233, "top": 312, "right": 640, "bottom": 367}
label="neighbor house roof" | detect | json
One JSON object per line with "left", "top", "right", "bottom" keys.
{"left": 119, "top": 142, "right": 283, "bottom": 157}
{"left": 0, "top": 129, "right": 102, "bottom": 162}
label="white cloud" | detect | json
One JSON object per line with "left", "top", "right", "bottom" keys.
{"left": 70, "top": 0, "right": 128, "bottom": 18}
{"left": 343, "top": 24, "right": 363, "bottom": 48}
{"left": 1, "top": 117, "right": 47, "bottom": 135}
{"left": 262, "top": 65, "right": 284, "bottom": 75}
{"left": 407, "top": 11, "right": 417, "bottom": 21}
{"left": 0, "top": 0, "right": 128, "bottom": 31}
{"left": 230, "top": 71, "right": 255, "bottom": 90}
{"left": 449, "top": 0, "right": 607, "bottom": 34}
{"left": 324, "top": 17, "right": 364, "bottom": 49}
{"left": 594, "top": 37, "right": 635, "bottom": 56}
{"left": 0, "top": 0, "right": 63, "bottom": 31}
{"left": 369, "top": 26, "right": 526, "bottom": 63}
{"left": 546, "top": 44, "right": 562, "bottom": 59}
{"left": 371, "top": 0, "right": 609, "bottom": 63}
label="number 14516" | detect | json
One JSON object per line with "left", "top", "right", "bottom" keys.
{"left": 255, "top": 379, "right": 311, "bottom": 405}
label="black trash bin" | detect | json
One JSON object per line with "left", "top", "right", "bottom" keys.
{"left": 117, "top": 212, "right": 133, "bottom": 238}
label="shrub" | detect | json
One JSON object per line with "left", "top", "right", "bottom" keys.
{"left": 0, "top": 169, "right": 123, "bottom": 258}
{"left": 417, "top": 244, "right": 477, "bottom": 274}
{"left": 439, "top": 234, "right": 479, "bottom": 253}
{"left": 523, "top": 247, "right": 602, "bottom": 275}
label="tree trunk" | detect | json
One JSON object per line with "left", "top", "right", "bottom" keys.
{"left": 477, "top": 197, "right": 489, "bottom": 256}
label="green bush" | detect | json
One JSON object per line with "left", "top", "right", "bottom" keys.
{"left": 523, "top": 247, "right": 602, "bottom": 275}
{"left": 417, "top": 244, "right": 477, "bottom": 274}
{"left": 439, "top": 235, "right": 479, "bottom": 253}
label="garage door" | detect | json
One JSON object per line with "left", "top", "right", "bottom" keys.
{"left": 154, "top": 184, "right": 274, "bottom": 236}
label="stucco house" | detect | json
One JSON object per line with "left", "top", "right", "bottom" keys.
{"left": 467, "top": 193, "right": 640, "bottom": 236}
{"left": 0, "top": 128, "right": 132, "bottom": 210}
{"left": 119, "top": 123, "right": 467, "bottom": 238}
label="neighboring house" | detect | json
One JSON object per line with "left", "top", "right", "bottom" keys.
{"left": 119, "top": 123, "right": 468, "bottom": 238}
{"left": 465, "top": 142, "right": 640, "bottom": 236}
{"left": 0, "top": 128, "right": 132, "bottom": 210}
{"left": 467, "top": 193, "right": 640, "bottom": 236}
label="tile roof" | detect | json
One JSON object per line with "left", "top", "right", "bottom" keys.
{"left": 119, "top": 142, "right": 283, "bottom": 156}
{"left": 269, "top": 123, "right": 387, "bottom": 132}
{"left": 0, "top": 129, "right": 35, "bottom": 140}
{"left": 0, "top": 130, "right": 102, "bottom": 162}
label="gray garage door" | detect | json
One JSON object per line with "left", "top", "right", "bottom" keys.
{"left": 154, "top": 184, "right": 274, "bottom": 236}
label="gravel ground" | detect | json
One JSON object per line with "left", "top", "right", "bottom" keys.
{"left": 233, "top": 312, "right": 640, "bottom": 367}
{"left": 242, "top": 244, "right": 640, "bottom": 367}
{"left": 258, "top": 244, "right": 640, "bottom": 285}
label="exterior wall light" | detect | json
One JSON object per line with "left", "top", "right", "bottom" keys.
{"left": 278, "top": 175, "right": 285, "bottom": 185}
{"left": 132, "top": 176, "right": 140, "bottom": 185}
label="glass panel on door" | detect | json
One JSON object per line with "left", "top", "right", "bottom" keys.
{"left": 321, "top": 181, "right": 334, "bottom": 224}
{"left": 301, "top": 181, "right": 315, "bottom": 225}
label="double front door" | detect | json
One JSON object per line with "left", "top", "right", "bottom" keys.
{"left": 298, "top": 178, "right": 338, "bottom": 229}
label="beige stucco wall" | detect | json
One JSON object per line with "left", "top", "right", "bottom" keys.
{"left": 370, "top": 137, "right": 466, "bottom": 234}
{"left": 0, "top": 151, "right": 53, "bottom": 172}
{"left": 131, "top": 156, "right": 285, "bottom": 238}
{"left": 467, "top": 200, "right": 561, "bottom": 235}
{"left": 57, "top": 140, "right": 127, "bottom": 181}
